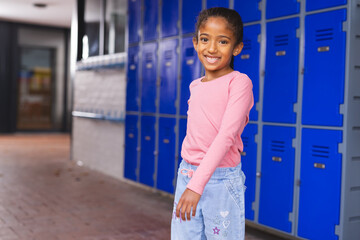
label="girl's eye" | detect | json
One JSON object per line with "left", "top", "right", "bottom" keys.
{"left": 219, "top": 40, "right": 228, "bottom": 44}
{"left": 200, "top": 38, "right": 208, "bottom": 43}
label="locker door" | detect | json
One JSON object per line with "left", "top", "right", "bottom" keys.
{"left": 234, "top": 24, "right": 260, "bottom": 121}
{"left": 306, "top": 0, "right": 347, "bottom": 12}
{"left": 141, "top": 42, "right": 157, "bottom": 113}
{"left": 139, "top": 116, "right": 156, "bottom": 187}
{"left": 259, "top": 126, "right": 296, "bottom": 233}
{"left": 266, "top": 0, "right": 299, "bottom": 19}
{"left": 157, "top": 117, "right": 176, "bottom": 193}
{"left": 182, "top": 0, "right": 202, "bottom": 34}
{"left": 159, "top": 39, "right": 178, "bottom": 114}
{"left": 241, "top": 123, "right": 258, "bottom": 221}
{"left": 234, "top": 0, "right": 261, "bottom": 23}
{"left": 298, "top": 129, "right": 342, "bottom": 240}
{"left": 302, "top": 9, "right": 346, "bottom": 126}
{"left": 263, "top": 18, "right": 299, "bottom": 124}
{"left": 124, "top": 115, "right": 138, "bottom": 181}
{"left": 162, "top": 0, "right": 179, "bottom": 38}
{"left": 143, "top": 0, "right": 158, "bottom": 41}
{"left": 207, "top": 0, "right": 229, "bottom": 8}
{"left": 126, "top": 46, "right": 140, "bottom": 111}
{"left": 180, "top": 37, "right": 201, "bottom": 116}
{"left": 128, "top": 0, "right": 141, "bottom": 43}
{"left": 178, "top": 118, "right": 187, "bottom": 170}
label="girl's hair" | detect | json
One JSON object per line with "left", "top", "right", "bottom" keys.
{"left": 194, "top": 7, "right": 243, "bottom": 69}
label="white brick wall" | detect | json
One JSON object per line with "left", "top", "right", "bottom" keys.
{"left": 72, "top": 69, "right": 126, "bottom": 180}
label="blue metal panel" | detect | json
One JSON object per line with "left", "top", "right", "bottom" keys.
{"left": 306, "top": 0, "right": 347, "bottom": 12}
{"left": 157, "top": 117, "right": 176, "bottom": 193}
{"left": 159, "top": 39, "right": 178, "bottom": 114}
{"left": 241, "top": 123, "right": 258, "bottom": 221}
{"left": 207, "top": 0, "right": 229, "bottom": 8}
{"left": 162, "top": 0, "right": 179, "bottom": 37}
{"left": 266, "top": 0, "right": 299, "bottom": 19}
{"left": 139, "top": 116, "right": 156, "bottom": 187}
{"left": 128, "top": 0, "right": 141, "bottom": 43}
{"left": 126, "top": 46, "right": 140, "bottom": 111}
{"left": 124, "top": 115, "right": 138, "bottom": 181}
{"left": 182, "top": 0, "right": 202, "bottom": 34}
{"left": 141, "top": 42, "right": 157, "bottom": 113}
{"left": 302, "top": 10, "right": 346, "bottom": 126}
{"left": 298, "top": 129, "right": 342, "bottom": 240}
{"left": 234, "top": 24, "right": 260, "bottom": 121}
{"left": 263, "top": 18, "right": 299, "bottom": 124}
{"left": 259, "top": 125, "right": 296, "bottom": 233}
{"left": 143, "top": 0, "right": 158, "bottom": 41}
{"left": 234, "top": 0, "right": 261, "bottom": 23}
{"left": 178, "top": 118, "right": 187, "bottom": 170}
{"left": 180, "top": 37, "right": 201, "bottom": 116}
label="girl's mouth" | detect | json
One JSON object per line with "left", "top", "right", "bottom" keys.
{"left": 205, "top": 56, "right": 220, "bottom": 64}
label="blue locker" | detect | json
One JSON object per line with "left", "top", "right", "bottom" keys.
{"left": 182, "top": 0, "right": 202, "bottom": 34}
{"left": 266, "top": 0, "right": 299, "bottom": 19}
{"left": 162, "top": 0, "right": 179, "bottom": 37}
{"left": 128, "top": 0, "right": 141, "bottom": 43}
{"left": 234, "top": 24, "right": 260, "bottom": 121}
{"left": 178, "top": 118, "right": 187, "bottom": 170}
{"left": 302, "top": 10, "right": 346, "bottom": 126}
{"left": 139, "top": 116, "right": 156, "bottom": 187}
{"left": 124, "top": 115, "right": 138, "bottom": 181}
{"left": 160, "top": 39, "right": 178, "bottom": 114}
{"left": 306, "top": 0, "right": 347, "bottom": 12}
{"left": 143, "top": 0, "right": 158, "bottom": 41}
{"left": 126, "top": 46, "right": 140, "bottom": 111}
{"left": 207, "top": 0, "right": 229, "bottom": 8}
{"left": 157, "top": 117, "right": 176, "bottom": 193}
{"left": 241, "top": 123, "right": 258, "bottom": 221}
{"left": 234, "top": 0, "right": 261, "bottom": 23}
{"left": 263, "top": 18, "right": 299, "bottom": 124}
{"left": 141, "top": 42, "right": 157, "bottom": 113}
{"left": 298, "top": 129, "right": 342, "bottom": 240}
{"left": 259, "top": 125, "right": 296, "bottom": 233}
{"left": 180, "top": 37, "right": 201, "bottom": 116}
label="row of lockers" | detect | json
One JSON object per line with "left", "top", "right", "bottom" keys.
{"left": 128, "top": 0, "right": 347, "bottom": 43}
{"left": 124, "top": 116, "right": 342, "bottom": 240}
{"left": 127, "top": 9, "right": 346, "bottom": 127}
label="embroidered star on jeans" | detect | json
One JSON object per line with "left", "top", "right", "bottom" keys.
{"left": 213, "top": 227, "right": 220, "bottom": 235}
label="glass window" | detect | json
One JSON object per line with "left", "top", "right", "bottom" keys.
{"left": 84, "top": 0, "right": 102, "bottom": 57}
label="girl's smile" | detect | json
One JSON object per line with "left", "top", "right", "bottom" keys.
{"left": 193, "top": 17, "right": 243, "bottom": 81}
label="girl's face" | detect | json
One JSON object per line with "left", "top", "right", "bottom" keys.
{"left": 193, "top": 17, "right": 243, "bottom": 80}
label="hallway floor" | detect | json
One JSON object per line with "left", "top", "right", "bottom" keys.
{"left": 0, "top": 134, "right": 284, "bottom": 240}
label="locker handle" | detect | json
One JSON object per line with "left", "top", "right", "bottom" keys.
{"left": 130, "top": 64, "right": 136, "bottom": 70}
{"left": 276, "top": 51, "right": 286, "bottom": 56}
{"left": 165, "top": 61, "right": 172, "bottom": 67}
{"left": 241, "top": 54, "right": 250, "bottom": 60}
{"left": 317, "top": 46, "right": 329, "bottom": 52}
{"left": 146, "top": 63, "right": 153, "bottom": 69}
{"left": 145, "top": 136, "right": 151, "bottom": 141}
{"left": 186, "top": 59, "right": 194, "bottom": 65}
{"left": 314, "top": 163, "right": 325, "bottom": 169}
{"left": 128, "top": 133, "right": 134, "bottom": 138}
{"left": 163, "top": 139, "right": 170, "bottom": 144}
{"left": 240, "top": 151, "right": 246, "bottom": 156}
{"left": 272, "top": 156, "right": 282, "bottom": 162}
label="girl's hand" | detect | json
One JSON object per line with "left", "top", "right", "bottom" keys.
{"left": 176, "top": 188, "right": 201, "bottom": 221}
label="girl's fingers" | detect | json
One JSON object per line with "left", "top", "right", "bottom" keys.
{"left": 176, "top": 199, "right": 182, "bottom": 218}
{"left": 186, "top": 205, "right": 191, "bottom": 221}
{"left": 192, "top": 205, "right": 197, "bottom": 217}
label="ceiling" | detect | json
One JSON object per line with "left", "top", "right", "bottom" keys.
{"left": 0, "top": 0, "right": 75, "bottom": 28}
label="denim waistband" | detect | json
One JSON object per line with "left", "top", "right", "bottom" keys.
{"left": 179, "top": 159, "right": 242, "bottom": 180}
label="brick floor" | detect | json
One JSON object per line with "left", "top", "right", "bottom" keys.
{"left": 0, "top": 134, "right": 284, "bottom": 240}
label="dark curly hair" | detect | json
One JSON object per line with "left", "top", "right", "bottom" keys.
{"left": 194, "top": 7, "right": 243, "bottom": 69}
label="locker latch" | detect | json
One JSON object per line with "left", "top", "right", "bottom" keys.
{"left": 276, "top": 51, "right": 286, "bottom": 56}
{"left": 241, "top": 54, "right": 250, "bottom": 60}
{"left": 272, "top": 156, "right": 282, "bottom": 162}
{"left": 317, "top": 46, "right": 329, "bottom": 52}
{"left": 314, "top": 163, "right": 325, "bottom": 169}
{"left": 241, "top": 151, "right": 246, "bottom": 156}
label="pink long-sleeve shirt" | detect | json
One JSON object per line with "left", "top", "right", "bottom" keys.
{"left": 181, "top": 71, "right": 254, "bottom": 195}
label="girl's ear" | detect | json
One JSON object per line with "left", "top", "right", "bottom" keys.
{"left": 233, "top": 42, "right": 244, "bottom": 56}
{"left": 192, "top": 37, "right": 198, "bottom": 52}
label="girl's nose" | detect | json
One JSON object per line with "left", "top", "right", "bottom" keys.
{"left": 208, "top": 41, "right": 217, "bottom": 53}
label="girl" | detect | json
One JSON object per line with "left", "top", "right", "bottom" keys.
{"left": 171, "top": 7, "right": 254, "bottom": 240}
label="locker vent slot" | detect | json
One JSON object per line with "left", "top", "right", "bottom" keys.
{"left": 352, "top": 156, "right": 360, "bottom": 161}
{"left": 350, "top": 186, "right": 360, "bottom": 192}
{"left": 165, "top": 50, "right": 172, "bottom": 59}
{"left": 315, "top": 28, "right": 334, "bottom": 41}
{"left": 146, "top": 53, "right": 153, "bottom": 61}
{"left": 243, "top": 39, "right": 251, "bottom": 50}
{"left": 186, "top": 48, "right": 194, "bottom": 57}
{"left": 274, "top": 34, "right": 288, "bottom": 46}
{"left": 311, "top": 145, "right": 330, "bottom": 158}
{"left": 271, "top": 140, "right": 285, "bottom": 152}
{"left": 243, "top": 136, "right": 249, "bottom": 148}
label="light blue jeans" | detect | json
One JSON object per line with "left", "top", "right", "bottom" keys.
{"left": 171, "top": 160, "right": 246, "bottom": 240}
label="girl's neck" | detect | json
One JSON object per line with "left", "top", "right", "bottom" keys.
{"left": 202, "top": 68, "right": 234, "bottom": 82}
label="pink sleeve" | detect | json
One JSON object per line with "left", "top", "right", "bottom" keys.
{"left": 186, "top": 75, "right": 254, "bottom": 195}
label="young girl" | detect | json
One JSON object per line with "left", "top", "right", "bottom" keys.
{"left": 171, "top": 7, "right": 254, "bottom": 240}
